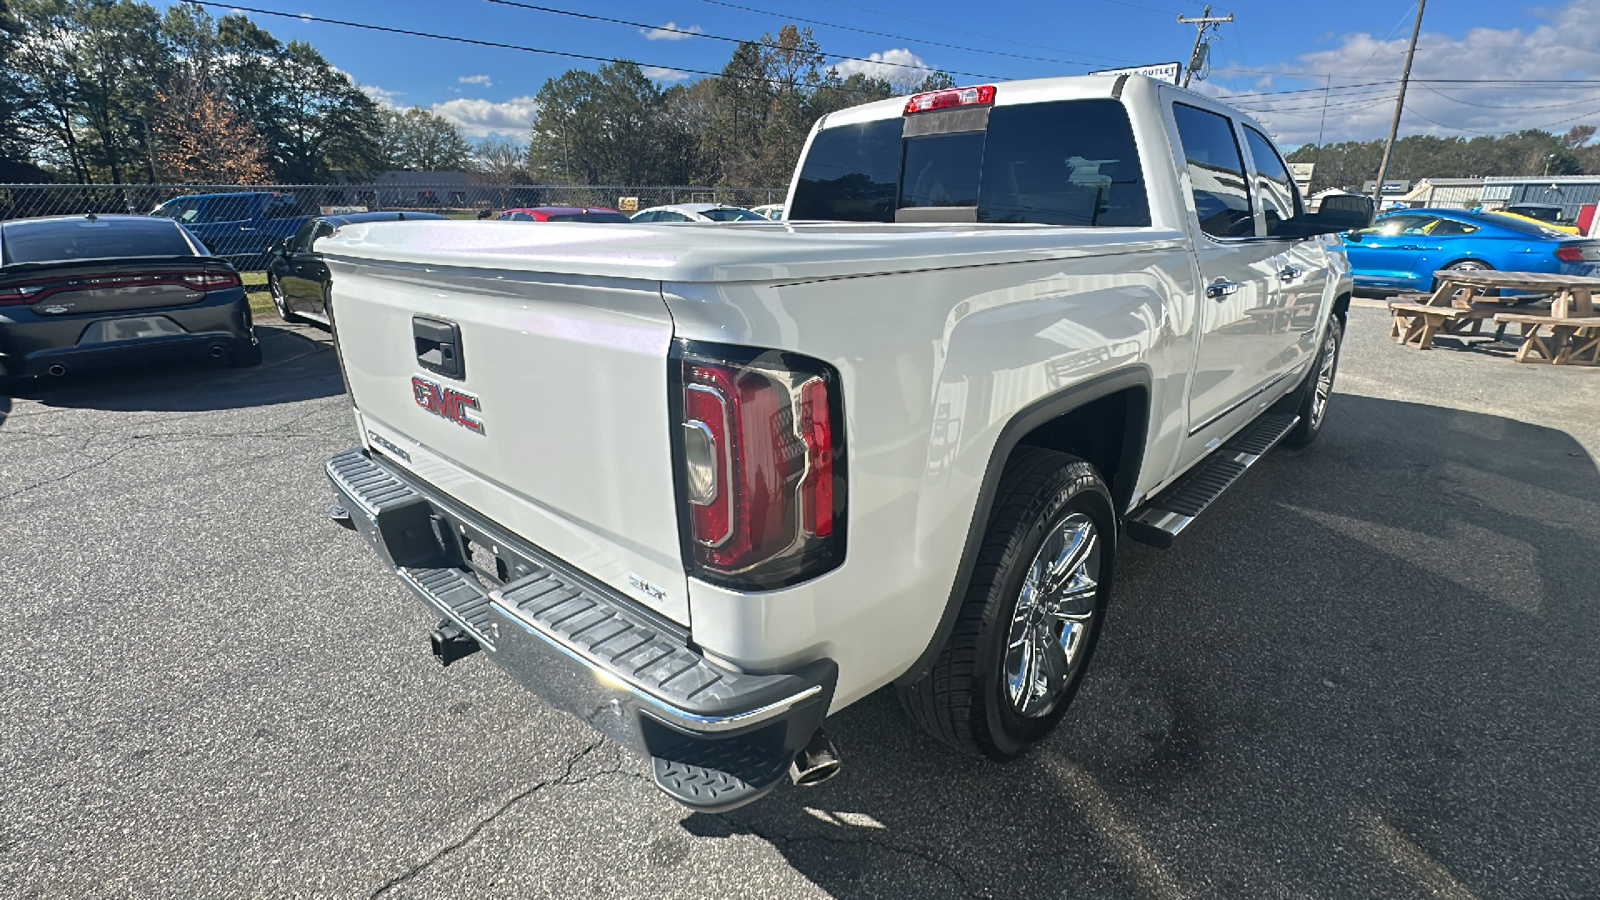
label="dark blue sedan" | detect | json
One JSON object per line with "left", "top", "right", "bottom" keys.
{"left": 1341, "top": 208, "right": 1600, "bottom": 293}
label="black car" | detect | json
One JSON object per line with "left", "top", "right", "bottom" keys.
{"left": 266, "top": 211, "right": 447, "bottom": 327}
{"left": 0, "top": 214, "right": 259, "bottom": 381}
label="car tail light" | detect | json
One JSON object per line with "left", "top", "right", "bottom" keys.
{"left": 1555, "top": 243, "right": 1600, "bottom": 262}
{"left": 0, "top": 270, "right": 239, "bottom": 305}
{"left": 904, "top": 84, "right": 995, "bottom": 115}
{"left": 673, "top": 341, "right": 846, "bottom": 590}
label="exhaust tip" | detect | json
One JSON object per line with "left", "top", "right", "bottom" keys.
{"left": 208, "top": 345, "right": 226, "bottom": 358}
{"left": 46, "top": 364, "right": 67, "bottom": 377}
{"left": 789, "top": 728, "right": 841, "bottom": 787}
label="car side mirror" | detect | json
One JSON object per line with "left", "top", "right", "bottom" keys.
{"left": 1344, "top": 231, "right": 1363, "bottom": 243}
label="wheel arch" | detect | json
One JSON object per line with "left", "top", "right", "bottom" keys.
{"left": 894, "top": 366, "right": 1151, "bottom": 686}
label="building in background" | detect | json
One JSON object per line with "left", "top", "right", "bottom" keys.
{"left": 1394, "top": 178, "right": 1484, "bottom": 209}
{"left": 1478, "top": 176, "right": 1600, "bottom": 220}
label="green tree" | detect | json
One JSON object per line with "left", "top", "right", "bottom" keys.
{"left": 469, "top": 137, "right": 530, "bottom": 184}
{"left": 215, "top": 15, "right": 384, "bottom": 182}
{"left": 526, "top": 62, "right": 667, "bottom": 184}
{"left": 381, "top": 107, "right": 473, "bottom": 171}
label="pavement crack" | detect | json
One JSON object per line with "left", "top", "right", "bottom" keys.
{"left": 0, "top": 443, "right": 140, "bottom": 500}
{"left": 368, "top": 737, "right": 609, "bottom": 899}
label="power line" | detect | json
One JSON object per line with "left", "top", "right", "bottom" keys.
{"left": 1414, "top": 81, "right": 1600, "bottom": 111}
{"left": 810, "top": 0, "right": 1137, "bottom": 64}
{"left": 183, "top": 1, "right": 894, "bottom": 96}
{"left": 483, "top": 0, "right": 1003, "bottom": 80}
{"left": 1403, "top": 101, "right": 1600, "bottom": 136}
{"left": 698, "top": 0, "right": 1119, "bottom": 69}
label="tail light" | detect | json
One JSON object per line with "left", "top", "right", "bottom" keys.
{"left": 672, "top": 341, "right": 846, "bottom": 590}
{"left": 1555, "top": 243, "right": 1600, "bottom": 262}
{"left": 0, "top": 270, "right": 240, "bottom": 305}
{"left": 904, "top": 84, "right": 995, "bottom": 115}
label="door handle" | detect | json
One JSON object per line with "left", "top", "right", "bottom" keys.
{"left": 1396, "top": 244, "right": 1421, "bottom": 250}
{"left": 1206, "top": 280, "right": 1240, "bottom": 300}
{"left": 1277, "top": 266, "right": 1303, "bottom": 281}
{"left": 414, "top": 316, "right": 464, "bottom": 380}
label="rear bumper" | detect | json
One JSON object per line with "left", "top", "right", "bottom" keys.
{"left": 0, "top": 288, "right": 254, "bottom": 377}
{"left": 326, "top": 447, "right": 836, "bottom": 811}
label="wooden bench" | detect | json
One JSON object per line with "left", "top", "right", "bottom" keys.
{"left": 1492, "top": 313, "right": 1600, "bottom": 365}
{"left": 1389, "top": 300, "right": 1502, "bottom": 349}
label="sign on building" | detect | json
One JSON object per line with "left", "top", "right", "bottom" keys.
{"left": 1288, "top": 163, "right": 1314, "bottom": 196}
{"left": 618, "top": 197, "right": 639, "bottom": 212}
{"left": 1088, "top": 62, "right": 1183, "bottom": 85}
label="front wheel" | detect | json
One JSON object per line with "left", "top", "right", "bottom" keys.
{"left": 1285, "top": 315, "right": 1343, "bottom": 448}
{"left": 899, "top": 448, "right": 1115, "bottom": 760}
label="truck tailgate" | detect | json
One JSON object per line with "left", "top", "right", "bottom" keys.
{"left": 326, "top": 258, "right": 689, "bottom": 624}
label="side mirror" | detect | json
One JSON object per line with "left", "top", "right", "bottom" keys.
{"left": 1344, "top": 231, "right": 1363, "bottom": 243}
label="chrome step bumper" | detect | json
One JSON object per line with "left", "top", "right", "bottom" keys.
{"left": 326, "top": 447, "right": 836, "bottom": 811}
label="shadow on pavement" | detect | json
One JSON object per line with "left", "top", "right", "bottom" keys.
{"left": 682, "top": 394, "right": 1600, "bottom": 899}
{"left": 0, "top": 324, "right": 342, "bottom": 415}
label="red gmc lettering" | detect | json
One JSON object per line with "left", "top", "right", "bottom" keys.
{"left": 412, "top": 376, "right": 485, "bottom": 434}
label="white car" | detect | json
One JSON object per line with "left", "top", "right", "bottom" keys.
{"left": 630, "top": 203, "right": 768, "bottom": 223}
{"left": 320, "top": 74, "right": 1360, "bottom": 812}
{"left": 749, "top": 203, "right": 785, "bottom": 221}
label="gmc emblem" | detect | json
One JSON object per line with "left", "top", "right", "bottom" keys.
{"left": 412, "top": 375, "right": 484, "bottom": 434}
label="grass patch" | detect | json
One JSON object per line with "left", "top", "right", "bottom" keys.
{"left": 240, "top": 271, "right": 276, "bottom": 316}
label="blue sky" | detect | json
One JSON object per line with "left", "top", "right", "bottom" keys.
{"left": 168, "top": 0, "right": 1600, "bottom": 146}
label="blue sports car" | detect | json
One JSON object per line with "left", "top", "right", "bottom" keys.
{"left": 1341, "top": 207, "right": 1600, "bottom": 293}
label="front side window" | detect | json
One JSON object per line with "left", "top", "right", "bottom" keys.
{"left": 1428, "top": 219, "right": 1479, "bottom": 236}
{"left": 1172, "top": 103, "right": 1253, "bottom": 238}
{"left": 290, "top": 220, "right": 317, "bottom": 252}
{"left": 1242, "top": 126, "right": 1300, "bottom": 237}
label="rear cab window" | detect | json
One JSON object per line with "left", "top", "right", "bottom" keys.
{"left": 1, "top": 218, "right": 197, "bottom": 265}
{"left": 1171, "top": 103, "right": 1253, "bottom": 239}
{"left": 789, "top": 97, "right": 1150, "bottom": 227}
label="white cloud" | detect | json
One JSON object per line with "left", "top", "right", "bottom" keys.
{"left": 642, "top": 66, "right": 692, "bottom": 83}
{"left": 1206, "top": 0, "right": 1600, "bottom": 146}
{"left": 458, "top": 74, "right": 493, "bottom": 87}
{"left": 642, "top": 22, "right": 702, "bottom": 41}
{"left": 430, "top": 95, "right": 541, "bottom": 139}
{"left": 359, "top": 83, "right": 402, "bottom": 109}
{"left": 829, "top": 48, "right": 935, "bottom": 84}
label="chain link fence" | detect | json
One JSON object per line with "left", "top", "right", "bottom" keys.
{"left": 0, "top": 182, "right": 786, "bottom": 271}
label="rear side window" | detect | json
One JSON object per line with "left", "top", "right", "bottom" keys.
{"left": 197, "top": 195, "right": 255, "bottom": 224}
{"left": 790, "top": 99, "right": 1149, "bottom": 227}
{"left": 979, "top": 100, "right": 1149, "bottom": 227}
{"left": 1172, "top": 103, "right": 1253, "bottom": 238}
{"left": 1242, "top": 126, "right": 1300, "bottom": 237}
{"left": 1, "top": 219, "right": 196, "bottom": 264}
{"left": 701, "top": 208, "right": 766, "bottom": 222}
{"left": 789, "top": 118, "right": 903, "bottom": 221}
{"left": 547, "top": 212, "right": 630, "bottom": 223}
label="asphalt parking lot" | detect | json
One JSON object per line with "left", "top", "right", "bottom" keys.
{"left": 3, "top": 303, "right": 1598, "bottom": 899}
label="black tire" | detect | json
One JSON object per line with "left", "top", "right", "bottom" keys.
{"left": 227, "top": 340, "right": 263, "bottom": 368}
{"left": 1284, "top": 314, "right": 1343, "bottom": 448}
{"left": 898, "top": 448, "right": 1116, "bottom": 760}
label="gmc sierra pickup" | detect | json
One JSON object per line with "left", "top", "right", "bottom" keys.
{"left": 319, "top": 75, "right": 1366, "bottom": 812}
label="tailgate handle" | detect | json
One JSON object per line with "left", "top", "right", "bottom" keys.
{"left": 414, "top": 316, "right": 464, "bottom": 380}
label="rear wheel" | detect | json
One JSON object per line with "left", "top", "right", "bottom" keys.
{"left": 1432, "top": 259, "right": 1501, "bottom": 302}
{"left": 269, "top": 275, "right": 303, "bottom": 324}
{"left": 899, "top": 448, "right": 1115, "bottom": 760}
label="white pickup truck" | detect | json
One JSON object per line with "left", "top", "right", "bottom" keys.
{"left": 321, "top": 75, "right": 1364, "bottom": 812}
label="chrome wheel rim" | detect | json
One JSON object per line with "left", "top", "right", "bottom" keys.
{"left": 270, "top": 278, "right": 288, "bottom": 318}
{"left": 1005, "top": 512, "right": 1100, "bottom": 718}
{"left": 1310, "top": 327, "right": 1338, "bottom": 430}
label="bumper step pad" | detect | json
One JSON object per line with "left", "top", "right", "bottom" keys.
{"left": 325, "top": 447, "right": 838, "bottom": 814}
{"left": 1127, "top": 412, "right": 1299, "bottom": 549}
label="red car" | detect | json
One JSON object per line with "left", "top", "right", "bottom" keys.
{"left": 494, "top": 206, "right": 631, "bottom": 223}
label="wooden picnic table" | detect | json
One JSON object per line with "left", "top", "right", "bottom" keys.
{"left": 1390, "top": 270, "right": 1600, "bottom": 364}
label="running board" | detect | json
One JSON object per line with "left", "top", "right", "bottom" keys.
{"left": 1126, "top": 413, "right": 1299, "bottom": 549}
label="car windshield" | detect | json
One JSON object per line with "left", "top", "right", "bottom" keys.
{"left": 701, "top": 208, "right": 765, "bottom": 222}
{"left": 1, "top": 218, "right": 195, "bottom": 265}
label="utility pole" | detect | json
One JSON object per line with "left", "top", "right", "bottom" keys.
{"left": 1371, "top": 0, "right": 1426, "bottom": 207}
{"left": 1178, "top": 5, "right": 1233, "bottom": 88}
